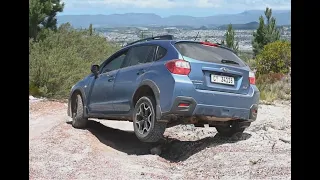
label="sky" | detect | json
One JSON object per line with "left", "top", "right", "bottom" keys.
{"left": 60, "top": 0, "right": 291, "bottom": 17}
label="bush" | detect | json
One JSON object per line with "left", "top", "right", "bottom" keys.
{"left": 238, "top": 51, "right": 256, "bottom": 69}
{"left": 238, "top": 51, "right": 253, "bottom": 62}
{"left": 256, "top": 73, "right": 291, "bottom": 102}
{"left": 29, "top": 23, "right": 119, "bottom": 98}
{"left": 255, "top": 40, "right": 291, "bottom": 77}
{"left": 256, "top": 73, "right": 285, "bottom": 85}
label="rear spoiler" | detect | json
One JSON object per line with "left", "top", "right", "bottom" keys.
{"left": 175, "top": 41, "right": 238, "bottom": 55}
{"left": 200, "top": 42, "right": 238, "bottom": 55}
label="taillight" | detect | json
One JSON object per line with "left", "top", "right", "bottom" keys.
{"left": 249, "top": 71, "right": 255, "bottom": 85}
{"left": 165, "top": 59, "right": 191, "bottom": 75}
{"left": 200, "top": 41, "right": 218, "bottom": 47}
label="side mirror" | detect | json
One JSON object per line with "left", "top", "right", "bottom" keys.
{"left": 91, "top": 64, "right": 99, "bottom": 77}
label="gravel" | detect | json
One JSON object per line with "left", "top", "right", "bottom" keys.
{"left": 29, "top": 100, "right": 291, "bottom": 180}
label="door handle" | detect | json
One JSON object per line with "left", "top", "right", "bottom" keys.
{"left": 137, "top": 69, "right": 146, "bottom": 75}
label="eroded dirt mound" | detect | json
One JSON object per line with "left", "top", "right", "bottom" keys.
{"left": 29, "top": 100, "right": 291, "bottom": 180}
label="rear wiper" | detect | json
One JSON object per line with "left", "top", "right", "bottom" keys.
{"left": 221, "top": 59, "right": 239, "bottom": 65}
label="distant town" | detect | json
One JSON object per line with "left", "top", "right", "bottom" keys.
{"left": 58, "top": 10, "right": 291, "bottom": 51}
{"left": 94, "top": 25, "right": 291, "bottom": 51}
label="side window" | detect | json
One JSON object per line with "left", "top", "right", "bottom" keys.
{"left": 101, "top": 51, "right": 127, "bottom": 73}
{"left": 155, "top": 46, "right": 167, "bottom": 60}
{"left": 124, "top": 45, "right": 156, "bottom": 68}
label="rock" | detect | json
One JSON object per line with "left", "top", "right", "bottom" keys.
{"left": 29, "top": 95, "right": 36, "bottom": 100}
{"left": 262, "top": 125, "right": 269, "bottom": 131}
{"left": 249, "top": 158, "right": 262, "bottom": 165}
{"left": 65, "top": 116, "right": 73, "bottom": 123}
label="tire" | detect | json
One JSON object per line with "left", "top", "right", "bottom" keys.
{"left": 215, "top": 121, "right": 247, "bottom": 137}
{"left": 133, "top": 96, "right": 167, "bottom": 143}
{"left": 71, "top": 94, "right": 88, "bottom": 129}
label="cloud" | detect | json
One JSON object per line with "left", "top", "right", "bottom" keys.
{"left": 62, "top": 0, "right": 291, "bottom": 10}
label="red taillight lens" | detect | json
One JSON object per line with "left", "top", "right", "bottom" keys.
{"left": 200, "top": 41, "right": 218, "bottom": 47}
{"left": 249, "top": 71, "right": 255, "bottom": 85}
{"left": 165, "top": 59, "right": 191, "bottom": 75}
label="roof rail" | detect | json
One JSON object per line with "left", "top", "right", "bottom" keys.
{"left": 125, "top": 35, "right": 174, "bottom": 47}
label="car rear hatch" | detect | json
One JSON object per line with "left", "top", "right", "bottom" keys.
{"left": 173, "top": 41, "right": 252, "bottom": 95}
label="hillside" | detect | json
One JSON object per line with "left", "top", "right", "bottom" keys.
{"left": 217, "top": 21, "right": 259, "bottom": 30}
{"left": 57, "top": 10, "right": 291, "bottom": 28}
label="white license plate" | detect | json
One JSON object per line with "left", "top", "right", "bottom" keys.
{"left": 210, "top": 74, "right": 235, "bottom": 85}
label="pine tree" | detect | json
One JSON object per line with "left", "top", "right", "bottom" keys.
{"left": 221, "top": 24, "right": 239, "bottom": 53}
{"left": 140, "top": 31, "right": 145, "bottom": 39}
{"left": 29, "top": 0, "right": 64, "bottom": 40}
{"left": 89, "top": 24, "right": 93, "bottom": 36}
{"left": 252, "top": 7, "right": 280, "bottom": 56}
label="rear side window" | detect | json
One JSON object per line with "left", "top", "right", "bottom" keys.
{"left": 174, "top": 42, "right": 246, "bottom": 67}
{"left": 155, "top": 46, "right": 167, "bottom": 60}
{"left": 124, "top": 45, "right": 156, "bottom": 67}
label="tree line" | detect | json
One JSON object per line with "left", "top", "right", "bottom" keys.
{"left": 221, "top": 7, "right": 290, "bottom": 78}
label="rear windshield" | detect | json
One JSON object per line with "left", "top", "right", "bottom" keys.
{"left": 174, "top": 42, "right": 246, "bottom": 67}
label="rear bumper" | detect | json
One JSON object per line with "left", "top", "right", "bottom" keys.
{"left": 161, "top": 86, "right": 260, "bottom": 122}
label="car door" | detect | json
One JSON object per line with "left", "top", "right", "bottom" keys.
{"left": 111, "top": 44, "right": 157, "bottom": 113}
{"left": 88, "top": 50, "right": 128, "bottom": 113}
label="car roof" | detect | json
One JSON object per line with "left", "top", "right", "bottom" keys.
{"left": 119, "top": 35, "right": 236, "bottom": 54}
{"left": 123, "top": 39, "right": 199, "bottom": 48}
{"left": 122, "top": 39, "right": 236, "bottom": 54}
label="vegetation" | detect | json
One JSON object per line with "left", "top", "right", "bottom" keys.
{"left": 140, "top": 31, "right": 146, "bottom": 39}
{"left": 256, "top": 73, "right": 291, "bottom": 102}
{"left": 221, "top": 24, "right": 239, "bottom": 53}
{"left": 29, "top": 0, "right": 119, "bottom": 98}
{"left": 252, "top": 7, "right": 281, "bottom": 57}
{"left": 89, "top": 23, "right": 94, "bottom": 36}
{"left": 255, "top": 40, "right": 291, "bottom": 77}
{"left": 29, "top": 0, "right": 64, "bottom": 40}
{"left": 29, "top": 2, "right": 290, "bottom": 103}
{"left": 251, "top": 39, "right": 291, "bottom": 103}
{"left": 29, "top": 23, "right": 119, "bottom": 98}
{"left": 236, "top": 7, "right": 291, "bottom": 103}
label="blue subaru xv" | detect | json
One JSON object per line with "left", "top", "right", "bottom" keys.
{"left": 67, "top": 35, "right": 260, "bottom": 143}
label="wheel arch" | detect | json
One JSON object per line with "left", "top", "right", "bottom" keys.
{"left": 132, "top": 80, "right": 161, "bottom": 120}
{"left": 68, "top": 88, "right": 89, "bottom": 118}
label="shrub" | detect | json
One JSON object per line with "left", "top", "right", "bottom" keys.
{"left": 238, "top": 51, "right": 253, "bottom": 62}
{"left": 256, "top": 73, "right": 285, "bottom": 84}
{"left": 256, "top": 40, "right": 291, "bottom": 77}
{"left": 256, "top": 73, "right": 291, "bottom": 102}
{"left": 29, "top": 23, "right": 119, "bottom": 98}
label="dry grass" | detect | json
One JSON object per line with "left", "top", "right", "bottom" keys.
{"left": 257, "top": 74, "right": 291, "bottom": 103}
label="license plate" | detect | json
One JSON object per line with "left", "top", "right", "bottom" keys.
{"left": 210, "top": 74, "right": 235, "bottom": 85}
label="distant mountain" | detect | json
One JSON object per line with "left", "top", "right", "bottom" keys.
{"left": 57, "top": 10, "right": 291, "bottom": 28}
{"left": 217, "top": 21, "right": 259, "bottom": 30}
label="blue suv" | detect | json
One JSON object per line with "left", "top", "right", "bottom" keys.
{"left": 67, "top": 35, "right": 260, "bottom": 143}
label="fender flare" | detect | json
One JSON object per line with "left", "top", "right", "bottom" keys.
{"left": 133, "top": 79, "right": 162, "bottom": 120}
{"left": 68, "top": 87, "right": 89, "bottom": 118}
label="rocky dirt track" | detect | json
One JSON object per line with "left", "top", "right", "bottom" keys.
{"left": 29, "top": 100, "right": 291, "bottom": 180}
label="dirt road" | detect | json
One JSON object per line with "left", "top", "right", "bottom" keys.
{"left": 29, "top": 100, "right": 291, "bottom": 180}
